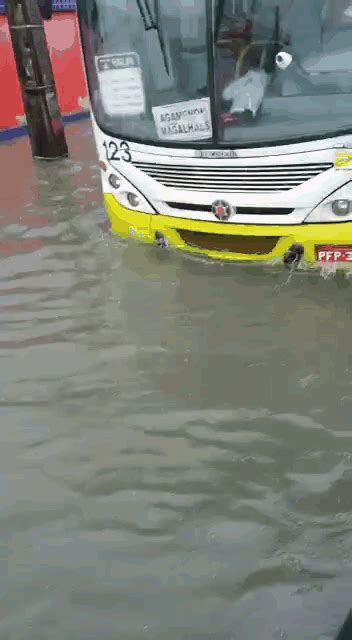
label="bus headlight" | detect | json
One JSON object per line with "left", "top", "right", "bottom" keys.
{"left": 127, "top": 193, "right": 140, "bottom": 208}
{"left": 102, "top": 168, "right": 156, "bottom": 214}
{"left": 108, "top": 173, "right": 121, "bottom": 190}
{"left": 305, "top": 183, "right": 352, "bottom": 223}
{"left": 332, "top": 199, "right": 350, "bottom": 216}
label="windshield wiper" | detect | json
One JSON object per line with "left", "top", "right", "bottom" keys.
{"left": 214, "top": 0, "right": 226, "bottom": 42}
{"left": 136, "top": 0, "right": 170, "bottom": 75}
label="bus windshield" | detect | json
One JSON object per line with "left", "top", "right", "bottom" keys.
{"left": 77, "top": 0, "right": 352, "bottom": 147}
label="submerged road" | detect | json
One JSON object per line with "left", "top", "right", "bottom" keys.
{"left": 0, "top": 121, "right": 352, "bottom": 639}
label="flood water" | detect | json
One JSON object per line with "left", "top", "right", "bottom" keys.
{"left": 1, "top": 120, "right": 352, "bottom": 640}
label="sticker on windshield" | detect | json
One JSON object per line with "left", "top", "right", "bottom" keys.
{"left": 152, "top": 98, "right": 212, "bottom": 142}
{"left": 95, "top": 53, "right": 145, "bottom": 117}
{"left": 335, "top": 150, "right": 352, "bottom": 170}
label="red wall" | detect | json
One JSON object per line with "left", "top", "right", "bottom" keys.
{"left": 0, "top": 13, "right": 88, "bottom": 129}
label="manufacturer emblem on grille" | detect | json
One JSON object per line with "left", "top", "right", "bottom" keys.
{"left": 212, "top": 199, "right": 234, "bottom": 221}
{"left": 197, "top": 149, "right": 238, "bottom": 159}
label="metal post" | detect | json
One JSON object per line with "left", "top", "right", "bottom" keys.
{"left": 5, "top": 0, "right": 69, "bottom": 159}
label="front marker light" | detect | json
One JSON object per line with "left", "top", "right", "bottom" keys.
{"left": 332, "top": 199, "right": 350, "bottom": 216}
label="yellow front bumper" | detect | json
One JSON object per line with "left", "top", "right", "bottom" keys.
{"left": 104, "top": 194, "right": 352, "bottom": 265}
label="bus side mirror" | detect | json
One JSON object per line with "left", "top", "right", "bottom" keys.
{"left": 38, "top": 0, "right": 53, "bottom": 20}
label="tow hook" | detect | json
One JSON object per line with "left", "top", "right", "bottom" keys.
{"left": 283, "top": 243, "right": 304, "bottom": 268}
{"left": 155, "top": 231, "right": 168, "bottom": 248}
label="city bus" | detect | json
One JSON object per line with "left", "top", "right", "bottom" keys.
{"left": 76, "top": 0, "right": 352, "bottom": 267}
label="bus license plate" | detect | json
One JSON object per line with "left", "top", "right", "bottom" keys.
{"left": 315, "top": 245, "right": 352, "bottom": 262}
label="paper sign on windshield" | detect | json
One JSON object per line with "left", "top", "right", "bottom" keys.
{"left": 152, "top": 98, "right": 212, "bottom": 141}
{"left": 95, "top": 53, "right": 145, "bottom": 117}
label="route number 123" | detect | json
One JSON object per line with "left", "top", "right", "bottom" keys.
{"left": 103, "top": 140, "right": 131, "bottom": 163}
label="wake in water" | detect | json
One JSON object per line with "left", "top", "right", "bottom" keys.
{"left": 319, "top": 261, "right": 338, "bottom": 281}
{"left": 273, "top": 259, "right": 352, "bottom": 290}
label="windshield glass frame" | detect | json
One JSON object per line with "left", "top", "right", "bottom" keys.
{"left": 77, "top": 0, "right": 352, "bottom": 150}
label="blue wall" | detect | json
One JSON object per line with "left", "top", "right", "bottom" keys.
{"left": 0, "top": 0, "right": 76, "bottom": 13}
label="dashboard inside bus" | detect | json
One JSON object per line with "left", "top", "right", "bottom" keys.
{"left": 77, "top": 0, "right": 352, "bottom": 146}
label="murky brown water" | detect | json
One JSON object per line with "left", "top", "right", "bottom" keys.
{"left": 1, "top": 121, "right": 352, "bottom": 640}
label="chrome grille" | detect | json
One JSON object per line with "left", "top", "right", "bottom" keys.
{"left": 134, "top": 161, "right": 333, "bottom": 192}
